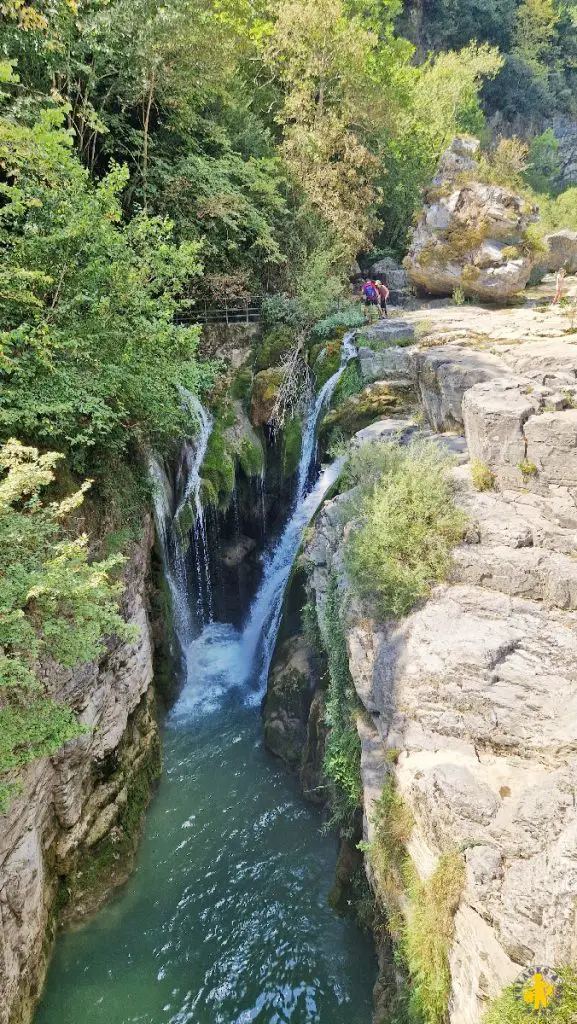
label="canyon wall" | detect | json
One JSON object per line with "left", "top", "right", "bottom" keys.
{"left": 266, "top": 292, "right": 577, "bottom": 1022}
{"left": 0, "top": 518, "right": 160, "bottom": 1024}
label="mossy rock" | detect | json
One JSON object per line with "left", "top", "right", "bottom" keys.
{"left": 200, "top": 426, "right": 236, "bottom": 510}
{"left": 239, "top": 436, "right": 265, "bottom": 477}
{"left": 231, "top": 368, "right": 253, "bottom": 402}
{"left": 312, "top": 341, "right": 341, "bottom": 392}
{"left": 281, "top": 415, "right": 303, "bottom": 478}
{"left": 262, "top": 636, "right": 312, "bottom": 767}
{"left": 173, "top": 499, "right": 195, "bottom": 550}
{"left": 319, "top": 382, "right": 403, "bottom": 445}
{"left": 249, "top": 367, "right": 285, "bottom": 427}
{"left": 253, "top": 325, "right": 295, "bottom": 373}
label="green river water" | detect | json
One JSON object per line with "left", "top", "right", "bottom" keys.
{"left": 35, "top": 621, "right": 376, "bottom": 1024}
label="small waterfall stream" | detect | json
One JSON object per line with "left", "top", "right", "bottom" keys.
{"left": 36, "top": 331, "right": 374, "bottom": 1024}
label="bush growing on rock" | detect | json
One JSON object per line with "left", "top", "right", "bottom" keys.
{"left": 344, "top": 441, "right": 466, "bottom": 617}
{"left": 0, "top": 441, "right": 135, "bottom": 809}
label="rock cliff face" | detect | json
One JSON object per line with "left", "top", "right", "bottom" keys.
{"left": 405, "top": 137, "right": 538, "bottom": 301}
{"left": 297, "top": 299, "right": 577, "bottom": 1022}
{"left": 0, "top": 519, "right": 159, "bottom": 1024}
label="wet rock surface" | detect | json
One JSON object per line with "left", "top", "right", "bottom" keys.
{"left": 0, "top": 521, "right": 158, "bottom": 1024}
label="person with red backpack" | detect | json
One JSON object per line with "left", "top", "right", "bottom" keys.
{"left": 361, "top": 279, "right": 379, "bottom": 319}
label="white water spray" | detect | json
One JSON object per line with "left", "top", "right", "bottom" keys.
{"left": 169, "top": 330, "right": 357, "bottom": 713}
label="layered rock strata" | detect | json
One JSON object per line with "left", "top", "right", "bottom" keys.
{"left": 304, "top": 325, "right": 577, "bottom": 1022}
{"left": 0, "top": 519, "right": 159, "bottom": 1024}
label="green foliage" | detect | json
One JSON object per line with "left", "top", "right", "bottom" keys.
{"left": 365, "top": 777, "right": 464, "bottom": 1024}
{"left": 301, "top": 600, "right": 324, "bottom": 656}
{"left": 471, "top": 459, "right": 495, "bottom": 491}
{"left": 365, "top": 779, "right": 414, "bottom": 935}
{"left": 519, "top": 459, "right": 538, "bottom": 480}
{"left": 281, "top": 416, "right": 303, "bottom": 478}
{"left": 0, "top": 440, "right": 134, "bottom": 810}
{"left": 310, "top": 306, "right": 365, "bottom": 341}
{"left": 452, "top": 286, "right": 466, "bottom": 306}
{"left": 254, "top": 326, "right": 295, "bottom": 372}
{"left": 523, "top": 129, "right": 562, "bottom": 195}
{"left": 539, "top": 188, "right": 577, "bottom": 234}
{"left": 0, "top": 111, "right": 213, "bottom": 476}
{"left": 483, "top": 967, "right": 577, "bottom": 1024}
{"left": 322, "top": 573, "right": 362, "bottom": 837}
{"left": 344, "top": 441, "right": 466, "bottom": 617}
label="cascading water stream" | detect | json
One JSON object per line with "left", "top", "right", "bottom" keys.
{"left": 150, "top": 391, "right": 213, "bottom": 647}
{"left": 175, "top": 390, "right": 214, "bottom": 625}
{"left": 240, "top": 330, "right": 358, "bottom": 690}
{"left": 150, "top": 455, "right": 195, "bottom": 648}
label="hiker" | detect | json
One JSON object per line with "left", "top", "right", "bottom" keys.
{"left": 361, "top": 278, "right": 380, "bottom": 319}
{"left": 553, "top": 267, "right": 566, "bottom": 305}
{"left": 375, "top": 279, "right": 389, "bottom": 318}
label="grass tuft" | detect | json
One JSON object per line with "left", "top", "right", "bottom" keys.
{"left": 471, "top": 458, "right": 495, "bottom": 491}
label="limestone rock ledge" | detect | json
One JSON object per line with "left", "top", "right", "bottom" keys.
{"left": 0, "top": 518, "right": 159, "bottom": 1024}
{"left": 306, "top": 350, "right": 577, "bottom": 1021}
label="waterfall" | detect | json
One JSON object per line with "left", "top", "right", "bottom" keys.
{"left": 296, "top": 331, "right": 357, "bottom": 501}
{"left": 150, "top": 391, "right": 214, "bottom": 647}
{"left": 157, "top": 330, "right": 357, "bottom": 708}
{"left": 150, "top": 456, "right": 195, "bottom": 648}
{"left": 175, "top": 391, "right": 214, "bottom": 625}
{"left": 240, "top": 330, "right": 357, "bottom": 690}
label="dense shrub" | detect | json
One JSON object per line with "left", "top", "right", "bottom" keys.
{"left": 309, "top": 306, "right": 365, "bottom": 342}
{"left": 344, "top": 441, "right": 466, "bottom": 617}
{"left": 0, "top": 441, "right": 134, "bottom": 809}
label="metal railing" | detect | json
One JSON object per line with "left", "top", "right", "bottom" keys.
{"left": 178, "top": 298, "right": 262, "bottom": 326}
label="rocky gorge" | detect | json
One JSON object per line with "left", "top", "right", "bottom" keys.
{"left": 3, "top": 128, "right": 577, "bottom": 1024}
{"left": 263, "top": 276, "right": 577, "bottom": 1022}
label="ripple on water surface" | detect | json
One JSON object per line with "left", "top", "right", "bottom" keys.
{"left": 35, "top": 687, "right": 376, "bottom": 1024}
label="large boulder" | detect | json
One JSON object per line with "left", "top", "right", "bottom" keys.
{"left": 369, "top": 257, "right": 411, "bottom": 303}
{"left": 249, "top": 367, "right": 284, "bottom": 427}
{"left": 405, "top": 138, "right": 539, "bottom": 301}
{"left": 543, "top": 229, "right": 577, "bottom": 273}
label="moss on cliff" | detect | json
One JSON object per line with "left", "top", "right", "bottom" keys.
{"left": 281, "top": 415, "right": 303, "bottom": 478}
{"left": 253, "top": 325, "right": 294, "bottom": 373}
{"left": 200, "top": 426, "right": 236, "bottom": 510}
{"left": 311, "top": 341, "right": 341, "bottom": 391}
{"left": 249, "top": 367, "right": 285, "bottom": 427}
{"left": 319, "top": 382, "right": 402, "bottom": 448}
